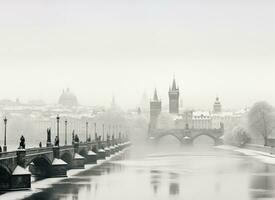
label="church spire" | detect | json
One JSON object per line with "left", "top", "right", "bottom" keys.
{"left": 153, "top": 88, "right": 159, "bottom": 101}
{"left": 172, "top": 79, "right": 177, "bottom": 90}
{"left": 168, "top": 75, "right": 180, "bottom": 114}
{"left": 171, "top": 75, "right": 178, "bottom": 91}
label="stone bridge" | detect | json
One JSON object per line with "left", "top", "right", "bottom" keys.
{"left": 0, "top": 139, "right": 130, "bottom": 191}
{"left": 148, "top": 128, "right": 224, "bottom": 146}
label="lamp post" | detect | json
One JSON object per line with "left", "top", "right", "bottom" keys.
{"left": 65, "top": 119, "right": 68, "bottom": 145}
{"left": 108, "top": 125, "right": 111, "bottom": 139}
{"left": 116, "top": 125, "right": 118, "bottom": 139}
{"left": 113, "top": 125, "right": 115, "bottom": 136}
{"left": 3, "top": 117, "right": 7, "bottom": 152}
{"left": 119, "top": 124, "right": 122, "bottom": 139}
{"left": 94, "top": 123, "right": 97, "bottom": 141}
{"left": 56, "top": 115, "right": 60, "bottom": 146}
{"left": 86, "top": 122, "right": 88, "bottom": 142}
{"left": 102, "top": 124, "right": 105, "bottom": 142}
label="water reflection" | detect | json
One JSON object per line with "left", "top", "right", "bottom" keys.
{"left": 169, "top": 172, "right": 180, "bottom": 196}
{"left": 250, "top": 163, "right": 275, "bottom": 199}
{"left": 150, "top": 170, "right": 161, "bottom": 195}
{"left": 169, "top": 183, "right": 179, "bottom": 196}
{"left": 20, "top": 147, "right": 275, "bottom": 200}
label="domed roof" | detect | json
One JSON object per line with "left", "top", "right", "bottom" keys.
{"left": 58, "top": 88, "right": 78, "bottom": 107}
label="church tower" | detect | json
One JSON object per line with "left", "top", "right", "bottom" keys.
{"left": 213, "top": 96, "right": 222, "bottom": 113}
{"left": 150, "top": 89, "right": 162, "bottom": 129}
{"left": 168, "top": 77, "right": 180, "bottom": 114}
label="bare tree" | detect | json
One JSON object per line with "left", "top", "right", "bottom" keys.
{"left": 248, "top": 101, "right": 275, "bottom": 146}
{"left": 232, "top": 126, "right": 250, "bottom": 147}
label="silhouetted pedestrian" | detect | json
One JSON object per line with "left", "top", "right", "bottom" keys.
{"left": 0, "top": 145, "right": 2, "bottom": 153}
{"left": 39, "top": 142, "right": 42, "bottom": 148}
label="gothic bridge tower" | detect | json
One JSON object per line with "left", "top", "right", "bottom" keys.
{"left": 168, "top": 77, "right": 180, "bottom": 114}
{"left": 150, "top": 89, "right": 162, "bottom": 129}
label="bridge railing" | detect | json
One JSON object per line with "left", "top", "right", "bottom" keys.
{"left": 0, "top": 151, "right": 17, "bottom": 160}
{"left": 59, "top": 145, "right": 74, "bottom": 150}
{"left": 26, "top": 147, "right": 53, "bottom": 155}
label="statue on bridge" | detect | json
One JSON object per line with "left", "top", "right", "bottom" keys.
{"left": 74, "top": 134, "right": 80, "bottom": 143}
{"left": 19, "top": 135, "right": 25, "bottom": 149}
{"left": 54, "top": 136, "right": 59, "bottom": 146}
{"left": 72, "top": 130, "right": 75, "bottom": 144}
{"left": 107, "top": 134, "right": 110, "bottom": 145}
{"left": 47, "top": 128, "right": 52, "bottom": 147}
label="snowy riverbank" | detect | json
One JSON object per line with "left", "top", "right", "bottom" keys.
{"left": 216, "top": 145, "right": 275, "bottom": 165}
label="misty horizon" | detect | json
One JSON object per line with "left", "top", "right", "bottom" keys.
{"left": 0, "top": 66, "right": 274, "bottom": 111}
{"left": 0, "top": 0, "right": 274, "bottom": 110}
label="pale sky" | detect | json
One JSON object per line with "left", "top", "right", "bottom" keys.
{"left": 0, "top": 0, "right": 274, "bottom": 110}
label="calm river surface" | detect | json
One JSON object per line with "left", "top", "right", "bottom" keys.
{"left": 18, "top": 144, "right": 275, "bottom": 200}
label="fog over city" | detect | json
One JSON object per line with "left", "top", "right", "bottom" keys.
{"left": 1, "top": 66, "right": 275, "bottom": 110}
{"left": 0, "top": 0, "right": 275, "bottom": 109}
{"left": 1, "top": 1, "right": 275, "bottom": 200}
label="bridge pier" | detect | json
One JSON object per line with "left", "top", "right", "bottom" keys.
{"left": 51, "top": 146, "right": 68, "bottom": 177}
{"left": 86, "top": 150, "right": 97, "bottom": 164}
{"left": 104, "top": 147, "right": 111, "bottom": 157}
{"left": 72, "top": 143, "right": 85, "bottom": 169}
{"left": 72, "top": 153, "right": 85, "bottom": 169}
{"left": 50, "top": 158, "right": 68, "bottom": 177}
{"left": 3, "top": 149, "right": 32, "bottom": 191}
{"left": 109, "top": 146, "right": 115, "bottom": 155}
{"left": 181, "top": 136, "right": 193, "bottom": 146}
{"left": 10, "top": 165, "right": 31, "bottom": 190}
{"left": 97, "top": 148, "right": 106, "bottom": 160}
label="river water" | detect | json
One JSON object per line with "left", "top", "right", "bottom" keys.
{"left": 15, "top": 143, "right": 275, "bottom": 200}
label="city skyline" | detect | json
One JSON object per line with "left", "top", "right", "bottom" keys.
{"left": 0, "top": 66, "right": 274, "bottom": 111}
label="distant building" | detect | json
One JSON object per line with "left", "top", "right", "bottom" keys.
{"left": 212, "top": 110, "right": 245, "bottom": 129}
{"left": 148, "top": 77, "right": 246, "bottom": 131}
{"left": 58, "top": 88, "right": 78, "bottom": 107}
{"left": 168, "top": 77, "right": 180, "bottom": 114}
{"left": 213, "top": 97, "right": 222, "bottom": 113}
{"left": 192, "top": 111, "right": 212, "bottom": 129}
{"left": 150, "top": 89, "right": 162, "bottom": 129}
{"left": 175, "top": 111, "right": 212, "bottom": 129}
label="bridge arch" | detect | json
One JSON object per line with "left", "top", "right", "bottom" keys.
{"left": 28, "top": 155, "right": 52, "bottom": 177}
{"left": 191, "top": 133, "right": 219, "bottom": 145}
{"left": 0, "top": 163, "right": 12, "bottom": 190}
{"left": 156, "top": 134, "right": 182, "bottom": 145}
{"left": 61, "top": 152, "right": 73, "bottom": 167}
{"left": 79, "top": 148, "right": 88, "bottom": 158}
